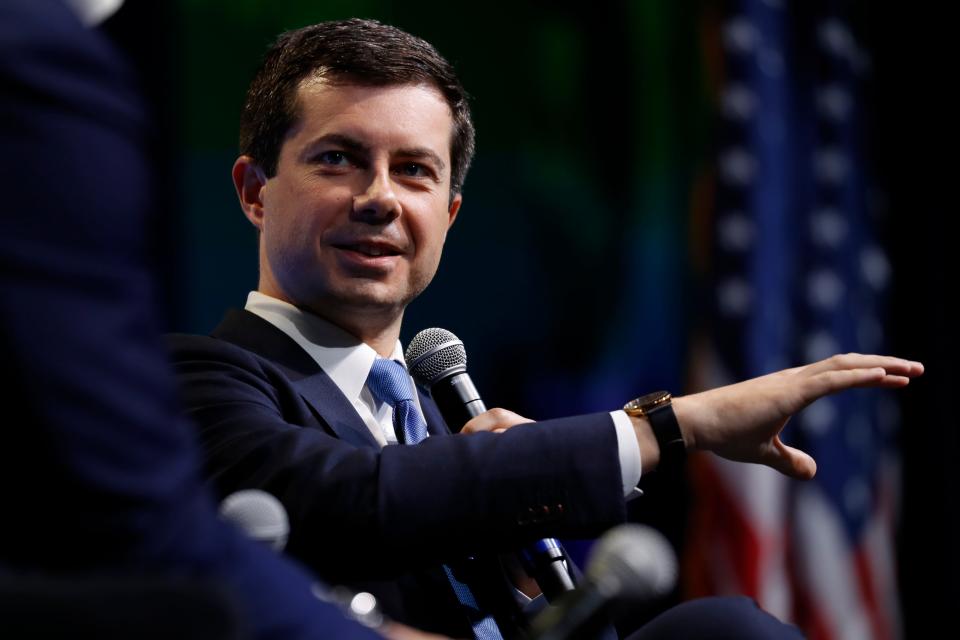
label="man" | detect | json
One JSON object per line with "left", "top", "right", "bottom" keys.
{"left": 168, "top": 18, "right": 922, "bottom": 639}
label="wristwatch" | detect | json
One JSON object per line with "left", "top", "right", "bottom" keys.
{"left": 623, "top": 391, "right": 686, "bottom": 467}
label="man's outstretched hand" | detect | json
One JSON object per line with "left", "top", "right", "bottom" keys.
{"left": 671, "top": 353, "right": 924, "bottom": 479}
{"left": 456, "top": 353, "right": 923, "bottom": 481}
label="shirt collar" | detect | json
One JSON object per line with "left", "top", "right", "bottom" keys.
{"left": 244, "top": 291, "right": 406, "bottom": 403}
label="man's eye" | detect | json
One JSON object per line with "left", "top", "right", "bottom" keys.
{"left": 397, "top": 163, "right": 428, "bottom": 177}
{"left": 318, "top": 151, "right": 350, "bottom": 166}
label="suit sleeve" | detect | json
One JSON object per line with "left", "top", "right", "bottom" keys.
{"left": 0, "top": 2, "right": 379, "bottom": 638}
{"left": 168, "top": 334, "right": 628, "bottom": 582}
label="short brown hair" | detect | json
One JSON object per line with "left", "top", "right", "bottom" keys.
{"left": 239, "top": 18, "right": 475, "bottom": 195}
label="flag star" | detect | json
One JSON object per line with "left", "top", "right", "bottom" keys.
{"left": 805, "top": 330, "right": 839, "bottom": 363}
{"left": 810, "top": 208, "right": 849, "bottom": 249}
{"left": 801, "top": 397, "right": 837, "bottom": 436}
{"left": 808, "top": 269, "right": 846, "bottom": 310}
{"left": 814, "top": 148, "right": 850, "bottom": 184}
{"left": 816, "top": 85, "right": 853, "bottom": 121}
{"left": 860, "top": 246, "right": 891, "bottom": 290}
{"left": 818, "top": 19, "right": 854, "bottom": 59}
{"left": 717, "top": 278, "right": 753, "bottom": 316}
{"left": 722, "top": 84, "right": 757, "bottom": 121}
{"left": 717, "top": 212, "right": 755, "bottom": 251}
{"left": 720, "top": 147, "right": 757, "bottom": 185}
{"left": 723, "top": 17, "right": 760, "bottom": 54}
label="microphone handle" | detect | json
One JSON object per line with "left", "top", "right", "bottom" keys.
{"left": 521, "top": 539, "right": 576, "bottom": 601}
{"left": 431, "top": 371, "right": 487, "bottom": 427}
{"left": 429, "top": 371, "right": 576, "bottom": 603}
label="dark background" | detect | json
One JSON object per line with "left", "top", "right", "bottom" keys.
{"left": 100, "top": 0, "right": 955, "bottom": 635}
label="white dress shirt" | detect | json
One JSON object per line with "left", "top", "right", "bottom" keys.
{"left": 244, "top": 291, "right": 642, "bottom": 493}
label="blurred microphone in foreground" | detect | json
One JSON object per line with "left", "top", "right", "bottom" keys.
{"left": 531, "top": 524, "right": 677, "bottom": 640}
{"left": 220, "top": 489, "right": 290, "bottom": 551}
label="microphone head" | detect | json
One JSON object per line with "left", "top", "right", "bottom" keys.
{"left": 219, "top": 489, "right": 289, "bottom": 551}
{"left": 405, "top": 327, "right": 467, "bottom": 386}
{"left": 586, "top": 524, "right": 677, "bottom": 602}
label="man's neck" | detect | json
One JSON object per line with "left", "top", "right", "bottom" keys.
{"left": 334, "top": 314, "right": 402, "bottom": 358}
{"left": 255, "top": 289, "right": 403, "bottom": 357}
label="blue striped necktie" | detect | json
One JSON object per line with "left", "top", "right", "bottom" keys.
{"left": 367, "top": 357, "right": 504, "bottom": 640}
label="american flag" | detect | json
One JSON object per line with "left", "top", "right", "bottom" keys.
{"left": 684, "top": 2, "right": 901, "bottom": 639}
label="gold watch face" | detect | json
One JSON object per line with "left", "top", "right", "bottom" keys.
{"left": 623, "top": 390, "right": 671, "bottom": 416}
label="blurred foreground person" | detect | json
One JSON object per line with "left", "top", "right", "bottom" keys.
{"left": 0, "top": 2, "right": 432, "bottom": 638}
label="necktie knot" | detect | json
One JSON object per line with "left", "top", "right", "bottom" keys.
{"left": 367, "top": 357, "right": 414, "bottom": 406}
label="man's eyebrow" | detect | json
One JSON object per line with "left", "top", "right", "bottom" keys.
{"left": 395, "top": 147, "right": 446, "bottom": 172}
{"left": 303, "top": 133, "right": 369, "bottom": 156}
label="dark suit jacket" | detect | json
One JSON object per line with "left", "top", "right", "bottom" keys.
{"left": 1, "top": 2, "right": 379, "bottom": 637}
{"left": 168, "top": 309, "right": 629, "bottom": 637}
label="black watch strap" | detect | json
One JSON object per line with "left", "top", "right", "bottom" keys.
{"left": 624, "top": 391, "right": 686, "bottom": 468}
{"left": 647, "top": 401, "right": 685, "bottom": 464}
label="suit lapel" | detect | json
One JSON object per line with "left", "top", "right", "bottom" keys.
{"left": 212, "top": 309, "right": 380, "bottom": 449}
{"left": 292, "top": 373, "right": 380, "bottom": 449}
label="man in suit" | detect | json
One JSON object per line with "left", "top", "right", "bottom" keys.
{"left": 168, "top": 18, "right": 923, "bottom": 640}
{"left": 0, "top": 3, "right": 434, "bottom": 639}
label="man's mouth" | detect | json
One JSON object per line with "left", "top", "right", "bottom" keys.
{"left": 333, "top": 241, "right": 403, "bottom": 258}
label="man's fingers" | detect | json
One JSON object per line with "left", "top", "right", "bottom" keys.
{"left": 461, "top": 408, "right": 533, "bottom": 434}
{"left": 762, "top": 438, "right": 817, "bottom": 480}
{"left": 807, "top": 366, "right": 918, "bottom": 396}
{"left": 805, "top": 353, "right": 924, "bottom": 378}
{"left": 874, "top": 375, "right": 912, "bottom": 388}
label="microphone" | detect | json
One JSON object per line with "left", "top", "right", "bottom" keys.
{"left": 405, "top": 328, "right": 576, "bottom": 602}
{"left": 530, "top": 524, "right": 677, "bottom": 640}
{"left": 219, "top": 489, "right": 289, "bottom": 551}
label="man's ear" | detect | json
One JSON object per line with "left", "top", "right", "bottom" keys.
{"left": 232, "top": 155, "right": 268, "bottom": 231}
{"left": 447, "top": 193, "right": 463, "bottom": 230}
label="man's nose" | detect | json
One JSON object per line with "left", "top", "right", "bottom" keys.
{"left": 352, "top": 170, "right": 400, "bottom": 223}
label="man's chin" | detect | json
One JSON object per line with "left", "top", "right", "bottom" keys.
{"left": 311, "top": 285, "right": 414, "bottom": 317}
